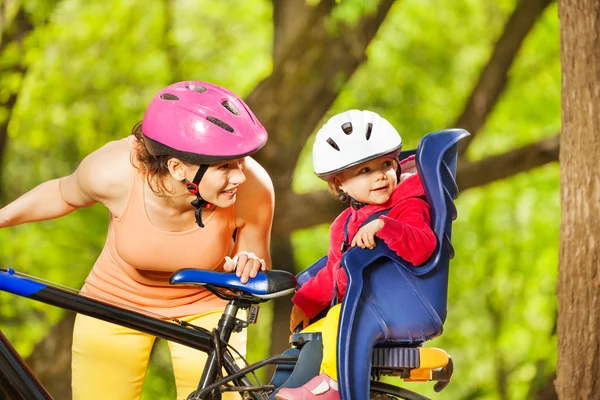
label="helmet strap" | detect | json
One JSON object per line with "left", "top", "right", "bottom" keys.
{"left": 349, "top": 197, "right": 366, "bottom": 210}
{"left": 338, "top": 189, "right": 366, "bottom": 210}
{"left": 183, "top": 164, "right": 212, "bottom": 228}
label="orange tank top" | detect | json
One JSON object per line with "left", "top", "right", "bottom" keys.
{"left": 83, "top": 169, "right": 234, "bottom": 318}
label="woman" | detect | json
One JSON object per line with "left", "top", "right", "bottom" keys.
{"left": 0, "top": 81, "right": 275, "bottom": 399}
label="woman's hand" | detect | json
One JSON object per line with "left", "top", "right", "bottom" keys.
{"left": 351, "top": 219, "right": 384, "bottom": 250}
{"left": 224, "top": 251, "right": 267, "bottom": 283}
{"left": 290, "top": 305, "right": 311, "bottom": 333}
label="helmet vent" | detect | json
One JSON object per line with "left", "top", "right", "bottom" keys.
{"left": 341, "top": 122, "right": 353, "bottom": 135}
{"left": 206, "top": 116, "right": 235, "bottom": 133}
{"left": 160, "top": 93, "right": 179, "bottom": 100}
{"left": 365, "top": 123, "right": 373, "bottom": 141}
{"left": 326, "top": 138, "right": 340, "bottom": 151}
{"left": 222, "top": 101, "right": 238, "bottom": 116}
{"left": 188, "top": 84, "right": 207, "bottom": 93}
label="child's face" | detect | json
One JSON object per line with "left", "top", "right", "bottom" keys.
{"left": 337, "top": 156, "right": 398, "bottom": 205}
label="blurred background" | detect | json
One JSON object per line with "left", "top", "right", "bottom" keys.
{"left": 0, "top": 0, "right": 560, "bottom": 398}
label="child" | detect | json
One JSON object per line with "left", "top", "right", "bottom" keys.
{"left": 276, "top": 110, "right": 437, "bottom": 400}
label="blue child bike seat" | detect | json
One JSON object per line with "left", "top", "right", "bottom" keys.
{"left": 296, "top": 128, "right": 469, "bottom": 399}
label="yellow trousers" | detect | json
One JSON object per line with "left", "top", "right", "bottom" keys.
{"left": 300, "top": 304, "right": 341, "bottom": 380}
{"left": 72, "top": 310, "right": 246, "bottom": 400}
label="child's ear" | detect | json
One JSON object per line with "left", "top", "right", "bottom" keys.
{"left": 333, "top": 176, "right": 343, "bottom": 190}
{"left": 330, "top": 176, "right": 348, "bottom": 202}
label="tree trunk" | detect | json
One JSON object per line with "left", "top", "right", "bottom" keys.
{"left": 0, "top": 6, "right": 35, "bottom": 197}
{"left": 26, "top": 313, "right": 75, "bottom": 399}
{"left": 248, "top": 0, "right": 397, "bottom": 357}
{"left": 536, "top": 374, "right": 558, "bottom": 400}
{"left": 556, "top": 0, "right": 600, "bottom": 398}
{"left": 268, "top": 235, "right": 297, "bottom": 355}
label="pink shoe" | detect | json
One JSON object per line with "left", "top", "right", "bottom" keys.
{"left": 275, "top": 373, "right": 340, "bottom": 400}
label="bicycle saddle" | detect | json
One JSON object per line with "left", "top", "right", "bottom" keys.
{"left": 169, "top": 269, "right": 297, "bottom": 299}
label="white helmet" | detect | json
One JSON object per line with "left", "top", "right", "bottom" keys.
{"left": 312, "top": 110, "right": 402, "bottom": 180}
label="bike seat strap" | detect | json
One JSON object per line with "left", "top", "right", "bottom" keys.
{"left": 169, "top": 269, "right": 297, "bottom": 299}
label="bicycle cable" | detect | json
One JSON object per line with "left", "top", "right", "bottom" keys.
{"left": 180, "top": 320, "right": 263, "bottom": 389}
{"left": 4, "top": 269, "right": 177, "bottom": 320}
{"left": 6, "top": 270, "right": 266, "bottom": 392}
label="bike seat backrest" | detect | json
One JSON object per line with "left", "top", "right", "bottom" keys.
{"left": 415, "top": 129, "right": 461, "bottom": 273}
{"left": 399, "top": 128, "right": 466, "bottom": 320}
{"left": 296, "top": 256, "right": 327, "bottom": 288}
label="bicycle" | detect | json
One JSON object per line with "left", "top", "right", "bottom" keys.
{"left": 0, "top": 128, "right": 468, "bottom": 400}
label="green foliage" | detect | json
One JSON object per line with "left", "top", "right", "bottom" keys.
{"left": 1, "top": 0, "right": 272, "bottom": 397}
{"left": 1, "top": 0, "right": 560, "bottom": 398}
{"left": 142, "top": 340, "right": 177, "bottom": 400}
{"left": 292, "top": 0, "right": 560, "bottom": 398}
{"left": 430, "top": 165, "right": 559, "bottom": 399}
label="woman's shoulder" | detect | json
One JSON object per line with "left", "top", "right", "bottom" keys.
{"left": 234, "top": 157, "right": 275, "bottom": 223}
{"left": 237, "top": 157, "right": 274, "bottom": 202}
{"left": 76, "top": 137, "right": 136, "bottom": 199}
{"left": 82, "top": 136, "right": 132, "bottom": 162}
{"left": 244, "top": 157, "right": 274, "bottom": 191}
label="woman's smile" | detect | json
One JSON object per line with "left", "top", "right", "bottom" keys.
{"left": 220, "top": 187, "right": 238, "bottom": 198}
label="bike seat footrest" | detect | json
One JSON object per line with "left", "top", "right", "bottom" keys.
{"left": 372, "top": 347, "right": 420, "bottom": 369}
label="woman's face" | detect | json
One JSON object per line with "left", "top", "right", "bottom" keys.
{"left": 337, "top": 156, "right": 398, "bottom": 205}
{"left": 195, "top": 158, "right": 247, "bottom": 207}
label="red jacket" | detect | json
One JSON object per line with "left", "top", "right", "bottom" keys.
{"left": 292, "top": 174, "right": 437, "bottom": 319}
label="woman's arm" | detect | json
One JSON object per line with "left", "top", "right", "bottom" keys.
{"left": 0, "top": 178, "right": 80, "bottom": 227}
{"left": 225, "top": 157, "right": 275, "bottom": 283}
{"left": 0, "top": 140, "right": 131, "bottom": 228}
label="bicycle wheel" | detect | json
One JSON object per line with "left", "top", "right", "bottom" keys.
{"left": 369, "top": 381, "right": 430, "bottom": 400}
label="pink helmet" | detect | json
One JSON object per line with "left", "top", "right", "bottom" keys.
{"left": 141, "top": 81, "right": 267, "bottom": 164}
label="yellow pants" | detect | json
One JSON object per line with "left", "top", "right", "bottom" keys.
{"left": 300, "top": 304, "right": 341, "bottom": 381}
{"left": 72, "top": 310, "right": 246, "bottom": 400}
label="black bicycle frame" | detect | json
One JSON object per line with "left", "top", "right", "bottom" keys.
{"left": 0, "top": 270, "right": 295, "bottom": 400}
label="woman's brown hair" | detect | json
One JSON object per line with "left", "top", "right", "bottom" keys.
{"left": 131, "top": 121, "right": 174, "bottom": 196}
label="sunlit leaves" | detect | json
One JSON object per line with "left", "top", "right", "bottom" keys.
{"left": 292, "top": 0, "right": 560, "bottom": 398}
{"left": 0, "top": 0, "right": 561, "bottom": 398}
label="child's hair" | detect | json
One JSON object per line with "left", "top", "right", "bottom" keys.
{"left": 327, "top": 179, "right": 344, "bottom": 201}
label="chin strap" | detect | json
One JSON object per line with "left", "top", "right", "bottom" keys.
{"left": 349, "top": 197, "right": 366, "bottom": 210}
{"left": 183, "top": 164, "right": 213, "bottom": 228}
{"left": 338, "top": 192, "right": 367, "bottom": 210}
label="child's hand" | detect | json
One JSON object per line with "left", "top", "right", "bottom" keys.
{"left": 351, "top": 219, "right": 384, "bottom": 249}
{"left": 290, "top": 305, "right": 311, "bottom": 333}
